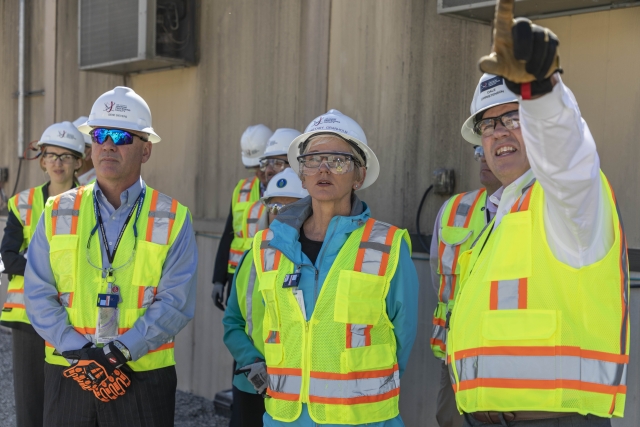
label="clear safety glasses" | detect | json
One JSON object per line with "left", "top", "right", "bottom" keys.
{"left": 473, "top": 146, "right": 484, "bottom": 162}
{"left": 263, "top": 202, "right": 285, "bottom": 215}
{"left": 90, "top": 128, "right": 148, "bottom": 145}
{"left": 259, "top": 158, "right": 289, "bottom": 172}
{"left": 473, "top": 110, "right": 520, "bottom": 137}
{"left": 42, "top": 152, "right": 79, "bottom": 164}
{"left": 297, "top": 152, "right": 358, "bottom": 176}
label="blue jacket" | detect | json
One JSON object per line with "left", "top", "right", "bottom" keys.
{"left": 223, "top": 195, "right": 419, "bottom": 426}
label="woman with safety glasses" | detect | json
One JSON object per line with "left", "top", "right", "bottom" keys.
{"left": 0, "top": 121, "right": 85, "bottom": 427}
{"left": 246, "top": 109, "right": 419, "bottom": 427}
{"left": 223, "top": 168, "right": 308, "bottom": 427}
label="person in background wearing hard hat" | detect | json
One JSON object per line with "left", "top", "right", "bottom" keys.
{"left": 73, "top": 116, "right": 97, "bottom": 185}
{"left": 250, "top": 109, "right": 419, "bottom": 427}
{"left": 223, "top": 168, "right": 309, "bottom": 427}
{"left": 0, "top": 121, "right": 85, "bottom": 427}
{"left": 212, "top": 124, "right": 273, "bottom": 311}
{"left": 428, "top": 144, "right": 501, "bottom": 427}
{"left": 24, "top": 86, "right": 198, "bottom": 426}
{"left": 259, "top": 128, "right": 301, "bottom": 183}
{"left": 449, "top": 1, "right": 629, "bottom": 425}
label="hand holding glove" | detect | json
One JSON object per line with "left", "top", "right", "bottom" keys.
{"left": 235, "top": 360, "right": 269, "bottom": 395}
{"left": 212, "top": 282, "right": 226, "bottom": 310}
{"left": 478, "top": 0, "right": 561, "bottom": 98}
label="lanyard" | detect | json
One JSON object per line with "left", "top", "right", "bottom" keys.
{"left": 90, "top": 188, "right": 145, "bottom": 266}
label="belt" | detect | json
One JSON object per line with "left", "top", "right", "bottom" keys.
{"left": 471, "top": 411, "right": 577, "bottom": 424}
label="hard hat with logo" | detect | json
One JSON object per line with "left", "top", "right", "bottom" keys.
{"left": 262, "top": 168, "right": 309, "bottom": 201}
{"left": 288, "top": 109, "right": 379, "bottom": 190}
{"left": 241, "top": 124, "right": 272, "bottom": 167}
{"left": 461, "top": 74, "right": 519, "bottom": 144}
{"left": 72, "top": 116, "right": 92, "bottom": 146}
{"left": 261, "top": 128, "right": 301, "bottom": 159}
{"left": 77, "top": 86, "right": 161, "bottom": 143}
{"left": 37, "top": 121, "right": 86, "bottom": 158}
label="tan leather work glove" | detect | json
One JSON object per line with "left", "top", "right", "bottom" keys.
{"left": 479, "top": 0, "right": 561, "bottom": 98}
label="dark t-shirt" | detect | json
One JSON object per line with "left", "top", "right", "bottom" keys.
{"left": 299, "top": 227, "right": 323, "bottom": 265}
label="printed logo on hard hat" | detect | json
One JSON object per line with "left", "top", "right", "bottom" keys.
{"left": 58, "top": 130, "right": 66, "bottom": 138}
{"left": 276, "top": 179, "right": 287, "bottom": 188}
{"left": 313, "top": 116, "right": 340, "bottom": 126}
{"left": 480, "top": 76, "right": 504, "bottom": 93}
{"left": 243, "top": 148, "right": 260, "bottom": 156}
{"left": 268, "top": 139, "right": 278, "bottom": 146}
{"left": 104, "top": 101, "right": 131, "bottom": 116}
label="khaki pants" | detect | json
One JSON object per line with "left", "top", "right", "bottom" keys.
{"left": 437, "top": 361, "right": 463, "bottom": 427}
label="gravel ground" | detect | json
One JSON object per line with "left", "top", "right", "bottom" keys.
{"left": 0, "top": 328, "right": 229, "bottom": 427}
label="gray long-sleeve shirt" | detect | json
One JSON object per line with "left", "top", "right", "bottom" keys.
{"left": 24, "top": 177, "right": 198, "bottom": 361}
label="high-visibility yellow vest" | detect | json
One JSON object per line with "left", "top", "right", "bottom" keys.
{"left": 42, "top": 183, "right": 189, "bottom": 372}
{"left": 430, "top": 189, "right": 487, "bottom": 359}
{"left": 235, "top": 251, "right": 265, "bottom": 355}
{"left": 1, "top": 184, "right": 46, "bottom": 324}
{"left": 448, "top": 176, "right": 629, "bottom": 418}
{"left": 253, "top": 219, "right": 410, "bottom": 424}
{"left": 229, "top": 177, "right": 261, "bottom": 273}
{"left": 240, "top": 201, "right": 265, "bottom": 252}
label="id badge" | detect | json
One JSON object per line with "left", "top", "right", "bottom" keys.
{"left": 96, "top": 307, "right": 119, "bottom": 344}
{"left": 283, "top": 273, "right": 300, "bottom": 288}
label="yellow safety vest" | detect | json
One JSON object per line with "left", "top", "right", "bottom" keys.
{"left": 42, "top": 183, "right": 189, "bottom": 372}
{"left": 235, "top": 250, "right": 265, "bottom": 355}
{"left": 1, "top": 184, "right": 46, "bottom": 324}
{"left": 229, "top": 177, "right": 261, "bottom": 273}
{"left": 253, "top": 219, "right": 410, "bottom": 424}
{"left": 448, "top": 176, "right": 629, "bottom": 418}
{"left": 430, "top": 189, "right": 487, "bottom": 359}
{"left": 240, "top": 201, "right": 265, "bottom": 252}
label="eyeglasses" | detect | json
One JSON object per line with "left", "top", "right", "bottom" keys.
{"left": 263, "top": 202, "right": 285, "bottom": 215}
{"left": 259, "top": 158, "right": 289, "bottom": 172}
{"left": 473, "top": 146, "right": 484, "bottom": 162}
{"left": 42, "top": 152, "right": 79, "bottom": 164}
{"left": 90, "top": 128, "right": 148, "bottom": 145}
{"left": 297, "top": 152, "right": 357, "bottom": 176}
{"left": 473, "top": 110, "right": 520, "bottom": 137}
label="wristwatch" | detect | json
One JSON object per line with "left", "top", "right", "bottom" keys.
{"left": 112, "top": 340, "right": 131, "bottom": 361}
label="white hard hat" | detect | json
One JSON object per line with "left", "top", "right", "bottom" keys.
{"left": 461, "top": 74, "right": 519, "bottom": 144}
{"left": 37, "top": 122, "right": 86, "bottom": 158}
{"left": 262, "top": 128, "right": 301, "bottom": 159}
{"left": 262, "top": 168, "right": 309, "bottom": 201}
{"left": 77, "top": 86, "right": 161, "bottom": 143}
{"left": 72, "top": 116, "right": 92, "bottom": 146}
{"left": 241, "top": 124, "right": 272, "bottom": 167}
{"left": 288, "top": 109, "right": 379, "bottom": 190}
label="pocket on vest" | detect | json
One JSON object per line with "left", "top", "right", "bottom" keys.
{"left": 483, "top": 211, "right": 532, "bottom": 282}
{"left": 342, "top": 344, "right": 395, "bottom": 372}
{"left": 259, "top": 271, "right": 281, "bottom": 331}
{"left": 334, "top": 270, "right": 386, "bottom": 325}
{"left": 50, "top": 235, "right": 79, "bottom": 292}
{"left": 481, "top": 310, "right": 558, "bottom": 344}
{"left": 264, "top": 342, "right": 283, "bottom": 366}
{"left": 439, "top": 226, "right": 474, "bottom": 275}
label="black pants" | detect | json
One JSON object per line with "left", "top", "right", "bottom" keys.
{"left": 11, "top": 326, "right": 45, "bottom": 427}
{"left": 44, "top": 363, "right": 177, "bottom": 427}
{"left": 230, "top": 385, "right": 265, "bottom": 427}
{"left": 463, "top": 413, "right": 611, "bottom": 427}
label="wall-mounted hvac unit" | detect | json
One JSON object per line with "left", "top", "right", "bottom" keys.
{"left": 79, "top": 0, "right": 197, "bottom": 74}
{"left": 438, "top": 0, "right": 640, "bottom": 24}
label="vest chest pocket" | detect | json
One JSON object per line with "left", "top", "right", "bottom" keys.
{"left": 483, "top": 211, "right": 532, "bottom": 282}
{"left": 438, "top": 226, "right": 474, "bottom": 275}
{"left": 50, "top": 235, "right": 79, "bottom": 293}
{"left": 259, "top": 271, "right": 283, "bottom": 365}
{"left": 334, "top": 270, "right": 386, "bottom": 325}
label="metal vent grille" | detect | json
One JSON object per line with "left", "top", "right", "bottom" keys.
{"left": 80, "top": 0, "right": 140, "bottom": 67}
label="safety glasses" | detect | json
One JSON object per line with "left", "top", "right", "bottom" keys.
{"left": 473, "top": 145, "right": 484, "bottom": 162}
{"left": 90, "top": 128, "right": 147, "bottom": 145}
{"left": 42, "top": 152, "right": 79, "bottom": 164}
{"left": 263, "top": 202, "right": 285, "bottom": 215}
{"left": 473, "top": 110, "right": 520, "bottom": 137}
{"left": 259, "top": 158, "right": 289, "bottom": 172}
{"left": 297, "top": 152, "right": 357, "bottom": 176}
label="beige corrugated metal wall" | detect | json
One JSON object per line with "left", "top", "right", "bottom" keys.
{"left": 1, "top": 1, "right": 640, "bottom": 425}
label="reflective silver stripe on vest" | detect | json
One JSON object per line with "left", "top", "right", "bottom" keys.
{"left": 269, "top": 373, "right": 302, "bottom": 396}
{"left": 238, "top": 179, "right": 254, "bottom": 203}
{"left": 432, "top": 323, "right": 447, "bottom": 345}
{"left": 455, "top": 354, "right": 628, "bottom": 387}
{"left": 359, "top": 221, "right": 393, "bottom": 275}
{"left": 308, "top": 369, "right": 400, "bottom": 400}
{"left": 149, "top": 192, "right": 175, "bottom": 245}
{"left": 261, "top": 230, "right": 279, "bottom": 272}
{"left": 229, "top": 250, "right": 244, "bottom": 266}
{"left": 59, "top": 292, "right": 72, "bottom": 307}
{"left": 245, "top": 263, "right": 258, "bottom": 342}
{"left": 246, "top": 202, "right": 262, "bottom": 239}
{"left": 52, "top": 192, "right": 79, "bottom": 235}
{"left": 6, "top": 292, "right": 24, "bottom": 305}
{"left": 140, "top": 286, "right": 155, "bottom": 308}
{"left": 266, "top": 330, "right": 279, "bottom": 344}
{"left": 349, "top": 324, "right": 368, "bottom": 348}
{"left": 17, "top": 189, "right": 32, "bottom": 224}
{"left": 495, "top": 279, "right": 520, "bottom": 310}
{"left": 453, "top": 191, "right": 480, "bottom": 227}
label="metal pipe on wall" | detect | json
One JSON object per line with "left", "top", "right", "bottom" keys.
{"left": 17, "top": 0, "right": 25, "bottom": 158}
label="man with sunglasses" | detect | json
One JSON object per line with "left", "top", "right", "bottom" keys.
{"left": 211, "top": 124, "right": 273, "bottom": 311}
{"left": 448, "top": 1, "right": 628, "bottom": 425}
{"left": 223, "top": 168, "right": 308, "bottom": 427}
{"left": 428, "top": 144, "right": 501, "bottom": 427}
{"left": 24, "top": 86, "right": 198, "bottom": 427}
